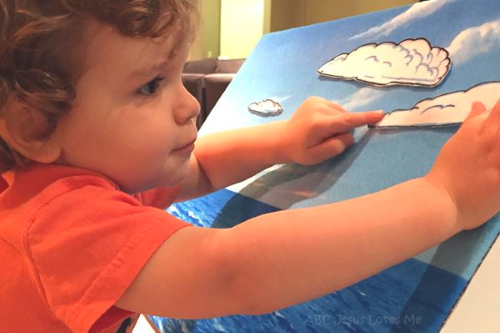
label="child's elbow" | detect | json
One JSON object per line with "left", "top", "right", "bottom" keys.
{"left": 216, "top": 229, "right": 277, "bottom": 317}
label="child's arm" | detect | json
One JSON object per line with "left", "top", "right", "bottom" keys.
{"left": 175, "top": 97, "right": 384, "bottom": 201}
{"left": 117, "top": 101, "right": 500, "bottom": 319}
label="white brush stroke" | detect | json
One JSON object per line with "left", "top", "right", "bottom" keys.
{"left": 448, "top": 20, "right": 500, "bottom": 66}
{"left": 374, "top": 81, "right": 500, "bottom": 128}
{"left": 318, "top": 38, "right": 451, "bottom": 87}
{"left": 335, "top": 87, "right": 386, "bottom": 111}
{"left": 350, "top": 0, "right": 450, "bottom": 41}
{"left": 268, "top": 95, "right": 293, "bottom": 104}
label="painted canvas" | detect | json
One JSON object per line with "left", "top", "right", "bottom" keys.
{"left": 150, "top": 0, "right": 500, "bottom": 331}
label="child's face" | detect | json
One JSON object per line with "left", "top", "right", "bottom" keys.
{"left": 54, "top": 19, "right": 200, "bottom": 193}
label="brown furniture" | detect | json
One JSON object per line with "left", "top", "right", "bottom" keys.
{"left": 182, "top": 58, "right": 245, "bottom": 128}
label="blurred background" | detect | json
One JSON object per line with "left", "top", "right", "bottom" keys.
{"left": 189, "top": 0, "right": 422, "bottom": 61}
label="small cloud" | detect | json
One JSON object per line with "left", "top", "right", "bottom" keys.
{"left": 318, "top": 38, "right": 450, "bottom": 87}
{"left": 350, "top": 1, "right": 450, "bottom": 41}
{"left": 373, "top": 81, "right": 500, "bottom": 128}
{"left": 248, "top": 99, "right": 283, "bottom": 117}
{"left": 447, "top": 20, "right": 500, "bottom": 66}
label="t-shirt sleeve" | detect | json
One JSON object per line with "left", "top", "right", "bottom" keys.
{"left": 25, "top": 183, "right": 192, "bottom": 333}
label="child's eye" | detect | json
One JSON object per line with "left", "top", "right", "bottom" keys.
{"left": 136, "top": 76, "right": 165, "bottom": 96}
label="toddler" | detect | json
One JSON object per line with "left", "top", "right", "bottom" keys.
{"left": 1, "top": 1, "right": 500, "bottom": 332}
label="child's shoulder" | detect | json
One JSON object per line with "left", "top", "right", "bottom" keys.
{"left": 0, "top": 163, "right": 189, "bottom": 333}
{"left": 0, "top": 162, "right": 125, "bottom": 246}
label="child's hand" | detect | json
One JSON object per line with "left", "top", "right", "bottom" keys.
{"left": 426, "top": 98, "right": 500, "bottom": 231}
{"left": 278, "top": 97, "right": 384, "bottom": 165}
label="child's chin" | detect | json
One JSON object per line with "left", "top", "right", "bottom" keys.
{"left": 165, "top": 169, "right": 189, "bottom": 187}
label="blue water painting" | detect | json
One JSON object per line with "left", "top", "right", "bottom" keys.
{"left": 150, "top": 189, "right": 467, "bottom": 333}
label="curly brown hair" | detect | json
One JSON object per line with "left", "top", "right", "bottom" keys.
{"left": 0, "top": 0, "right": 198, "bottom": 173}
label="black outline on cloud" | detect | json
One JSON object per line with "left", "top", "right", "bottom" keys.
{"left": 318, "top": 38, "right": 451, "bottom": 88}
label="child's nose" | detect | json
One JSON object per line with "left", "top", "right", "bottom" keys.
{"left": 175, "top": 84, "right": 201, "bottom": 125}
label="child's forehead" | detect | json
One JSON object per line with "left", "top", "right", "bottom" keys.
{"left": 76, "top": 19, "right": 181, "bottom": 78}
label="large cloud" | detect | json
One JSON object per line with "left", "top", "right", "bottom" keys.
{"left": 373, "top": 81, "right": 500, "bottom": 128}
{"left": 318, "top": 38, "right": 451, "bottom": 87}
{"left": 447, "top": 20, "right": 500, "bottom": 66}
{"left": 349, "top": 1, "right": 450, "bottom": 41}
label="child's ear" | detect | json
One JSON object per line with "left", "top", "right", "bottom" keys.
{"left": 0, "top": 104, "right": 62, "bottom": 164}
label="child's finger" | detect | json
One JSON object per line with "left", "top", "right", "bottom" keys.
{"left": 465, "top": 101, "right": 487, "bottom": 122}
{"left": 328, "top": 101, "right": 348, "bottom": 113}
{"left": 486, "top": 97, "right": 500, "bottom": 124}
{"left": 328, "top": 111, "right": 385, "bottom": 134}
{"left": 309, "top": 133, "right": 354, "bottom": 161}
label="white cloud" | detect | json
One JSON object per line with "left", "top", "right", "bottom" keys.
{"left": 447, "top": 20, "right": 500, "bottom": 66}
{"left": 350, "top": 0, "right": 449, "bottom": 41}
{"left": 318, "top": 38, "right": 451, "bottom": 87}
{"left": 248, "top": 99, "right": 283, "bottom": 117}
{"left": 374, "top": 81, "right": 500, "bottom": 128}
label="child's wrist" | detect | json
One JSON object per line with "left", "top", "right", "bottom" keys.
{"left": 421, "top": 174, "right": 463, "bottom": 233}
{"left": 269, "top": 121, "right": 294, "bottom": 164}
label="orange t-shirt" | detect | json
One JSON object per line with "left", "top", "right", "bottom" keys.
{"left": 0, "top": 163, "right": 192, "bottom": 333}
